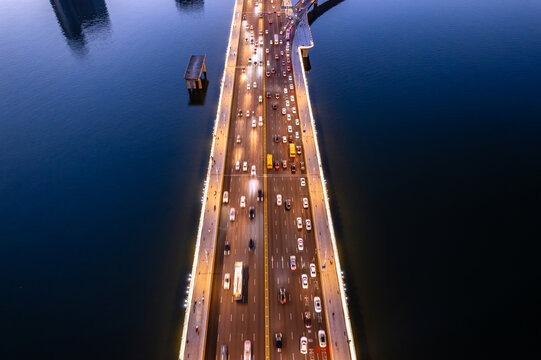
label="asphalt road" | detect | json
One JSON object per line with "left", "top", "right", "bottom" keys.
{"left": 206, "top": 1, "right": 329, "bottom": 359}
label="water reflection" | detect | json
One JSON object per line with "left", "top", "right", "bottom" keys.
{"left": 175, "top": 0, "right": 205, "bottom": 14}
{"left": 187, "top": 79, "right": 209, "bottom": 106}
{"left": 50, "top": 0, "right": 111, "bottom": 56}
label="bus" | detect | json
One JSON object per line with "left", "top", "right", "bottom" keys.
{"left": 233, "top": 261, "right": 243, "bottom": 301}
{"left": 267, "top": 154, "right": 273, "bottom": 169}
{"left": 289, "top": 143, "right": 296, "bottom": 158}
{"left": 274, "top": 34, "right": 279, "bottom": 45}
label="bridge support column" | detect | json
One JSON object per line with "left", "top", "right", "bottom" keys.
{"left": 301, "top": 47, "right": 310, "bottom": 59}
{"left": 186, "top": 80, "right": 191, "bottom": 89}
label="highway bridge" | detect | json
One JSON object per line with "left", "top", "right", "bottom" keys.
{"left": 179, "top": 1, "right": 355, "bottom": 359}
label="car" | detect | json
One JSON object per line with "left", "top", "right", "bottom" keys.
{"left": 265, "top": 29, "right": 269, "bottom": 34}
{"left": 271, "top": 67, "right": 276, "bottom": 74}
{"left": 300, "top": 177, "right": 306, "bottom": 186}
{"left": 259, "top": 30, "right": 263, "bottom": 35}
{"left": 247, "top": 83, "right": 250, "bottom": 90}
{"left": 252, "top": 118, "right": 257, "bottom": 128}
{"left": 274, "top": 134, "right": 280, "bottom": 143}
{"left": 279, "top": 289, "right": 286, "bottom": 304}
{"left": 266, "top": 91, "right": 271, "bottom": 98}
{"left": 248, "top": 57, "right": 252, "bottom": 65}
{"left": 280, "top": 50, "right": 284, "bottom": 56}
{"left": 303, "top": 311, "right": 311, "bottom": 327}
{"left": 257, "top": 189, "right": 263, "bottom": 201}
{"left": 235, "top": 161, "right": 240, "bottom": 171}
{"left": 251, "top": 165, "right": 256, "bottom": 176}
{"left": 259, "top": 116, "right": 263, "bottom": 126}
{"left": 230, "top": 208, "right": 236, "bottom": 221}
{"left": 300, "top": 336, "right": 308, "bottom": 354}
{"left": 224, "top": 273, "right": 230, "bottom": 289}
{"left": 287, "top": 125, "right": 292, "bottom": 133}
{"left": 301, "top": 274, "right": 308, "bottom": 289}
{"left": 276, "top": 194, "right": 282, "bottom": 206}
{"left": 300, "top": 162, "right": 305, "bottom": 171}
{"left": 303, "top": 197, "right": 308, "bottom": 208}
{"left": 295, "top": 118, "right": 299, "bottom": 126}
{"left": 297, "top": 238, "right": 304, "bottom": 251}
{"left": 249, "top": 206, "right": 255, "bottom": 219}
{"left": 287, "top": 65, "right": 291, "bottom": 72}
{"left": 282, "top": 108, "right": 286, "bottom": 115}
{"left": 288, "top": 74, "right": 293, "bottom": 81}
{"left": 288, "top": 135, "right": 293, "bottom": 143}
{"left": 250, "top": 25, "right": 253, "bottom": 30}
{"left": 285, "top": 199, "right": 291, "bottom": 210}
{"left": 282, "top": 71, "right": 287, "bottom": 77}
{"left": 287, "top": 114, "right": 291, "bottom": 121}
{"left": 290, "top": 95, "right": 294, "bottom": 101}
{"left": 275, "top": 93, "right": 280, "bottom": 99}
{"left": 306, "top": 219, "right": 312, "bottom": 231}
{"left": 285, "top": 100, "right": 290, "bottom": 107}
{"left": 222, "top": 191, "right": 229, "bottom": 204}
{"left": 275, "top": 332, "right": 283, "bottom": 352}
{"left": 266, "top": 47, "right": 269, "bottom": 54}
{"left": 246, "top": 110, "right": 250, "bottom": 117}
{"left": 296, "top": 217, "right": 303, "bottom": 229}
{"left": 287, "top": 58, "right": 291, "bottom": 64}
{"left": 290, "top": 83, "right": 294, "bottom": 90}
{"left": 292, "top": 107, "right": 296, "bottom": 114}
{"left": 244, "top": 340, "right": 252, "bottom": 360}
{"left": 238, "top": 110, "right": 243, "bottom": 117}
{"left": 282, "top": 160, "right": 287, "bottom": 168}
{"left": 240, "top": 196, "right": 246, "bottom": 208}
{"left": 243, "top": 161, "right": 248, "bottom": 172}
{"left": 274, "top": 161, "right": 280, "bottom": 169}
{"left": 279, "top": 39, "right": 283, "bottom": 44}
{"left": 282, "top": 60, "right": 286, "bottom": 66}
{"left": 314, "top": 296, "right": 322, "bottom": 313}
{"left": 249, "top": 238, "right": 254, "bottom": 250}
{"left": 272, "top": 103, "right": 278, "bottom": 110}
{"left": 290, "top": 255, "right": 297, "bottom": 270}
{"left": 242, "top": 14, "right": 246, "bottom": 20}
{"left": 266, "top": 71, "right": 270, "bottom": 77}
{"left": 269, "top": 19, "right": 272, "bottom": 24}
{"left": 310, "top": 263, "right": 316, "bottom": 277}
{"left": 236, "top": 134, "right": 242, "bottom": 143}
{"left": 259, "top": 95, "right": 263, "bottom": 103}
{"left": 295, "top": 131, "right": 299, "bottom": 139}
{"left": 291, "top": 164, "right": 296, "bottom": 173}
{"left": 318, "top": 330, "right": 327, "bottom": 348}
{"left": 253, "top": 81, "right": 257, "bottom": 88}
{"left": 296, "top": 146, "right": 302, "bottom": 155}
{"left": 275, "top": 54, "right": 279, "bottom": 60}
{"left": 282, "top": 136, "right": 287, "bottom": 143}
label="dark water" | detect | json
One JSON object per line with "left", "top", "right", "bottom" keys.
{"left": 1, "top": 0, "right": 540, "bottom": 359}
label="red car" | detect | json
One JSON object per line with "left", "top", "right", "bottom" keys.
{"left": 269, "top": 19, "right": 273, "bottom": 24}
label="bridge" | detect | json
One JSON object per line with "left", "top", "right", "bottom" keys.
{"left": 178, "top": 1, "right": 355, "bottom": 359}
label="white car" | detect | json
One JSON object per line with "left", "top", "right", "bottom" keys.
{"left": 285, "top": 100, "right": 290, "bottom": 107}
{"left": 295, "top": 118, "right": 299, "bottom": 126}
{"left": 303, "top": 198, "right": 308, "bottom": 209}
{"left": 284, "top": 87, "right": 288, "bottom": 94}
{"left": 282, "top": 136, "right": 287, "bottom": 143}
{"left": 253, "top": 81, "right": 257, "bottom": 88}
{"left": 276, "top": 194, "right": 282, "bottom": 206}
{"left": 292, "top": 107, "right": 296, "bottom": 114}
{"left": 314, "top": 296, "right": 322, "bottom": 313}
{"left": 243, "top": 161, "right": 248, "bottom": 172}
{"left": 223, "top": 191, "right": 229, "bottom": 204}
{"left": 300, "top": 178, "right": 306, "bottom": 186}
{"left": 235, "top": 160, "right": 240, "bottom": 171}
{"left": 300, "top": 336, "right": 308, "bottom": 354}
{"left": 289, "top": 83, "right": 294, "bottom": 90}
{"left": 290, "top": 95, "right": 295, "bottom": 102}
{"left": 258, "top": 116, "right": 263, "bottom": 126}
{"left": 282, "top": 108, "right": 286, "bottom": 115}
{"left": 296, "top": 217, "right": 303, "bottom": 229}
{"left": 289, "top": 75, "right": 293, "bottom": 81}
{"left": 297, "top": 238, "right": 304, "bottom": 251}
{"left": 295, "top": 131, "right": 299, "bottom": 139}
{"left": 290, "top": 255, "right": 296, "bottom": 270}
{"left": 288, "top": 125, "right": 292, "bottom": 133}
{"left": 244, "top": 340, "right": 252, "bottom": 360}
{"left": 251, "top": 165, "right": 256, "bottom": 176}
{"left": 265, "top": 29, "right": 269, "bottom": 34}
{"left": 252, "top": 118, "right": 257, "bottom": 128}
{"left": 310, "top": 263, "right": 316, "bottom": 277}
{"left": 247, "top": 83, "right": 251, "bottom": 90}
{"left": 301, "top": 274, "right": 308, "bottom": 289}
{"left": 318, "top": 330, "right": 327, "bottom": 349}
{"left": 246, "top": 110, "right": 250, "bottom": 117}
{"left": 230, "top": 208, "right": 236, "bottom": 221}
{"left": 240, "top": 196, "right": 246, "bottom": 208}
{"left": 224, "top": 273, "right": 230, "bottom": 289}
{"left": 259, "top": 95, "right": 263, "bottom": 103}
{"left": 306, "top": 219, "right": 312, "bottom": 231}
{"left": 287, "top": 114, "right": 291, "bottom": 121}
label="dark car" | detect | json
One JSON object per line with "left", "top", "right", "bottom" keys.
{"left": 296, "top": 146, "right": 301, "bottom": 155}
{"left": 224, "top": 241, "right": 230, "bottom": 255}
{"left": 274, "top": 134, "right": 280, "bottom": 143}
{"left": 304, "top": 312, "right": 312, "bottom": 328}
{"left": 274, "top": 161, "right": 280, "bottom": 169}
{"left": 285, "top": 200, "right": 291, "bottom": 211}
{"left": 279, "top": 288, "right": 286, "bottom": 304}
{"left": 300, "top": 161, "right": 305, "bottom": 171}
{"left": 288, "top": 135, "right": 293, "bottom": 143}
{"left": 249, "top": 238, "right": 254, "bottom": 250}
{"left": 238, "top": 110, "right": 243, "bottom": 117}
{"left": 275, "top": 93, "right": 280, "bottom": 99}
{"left": 271, "top": 67, "right": 276, "bottom": 74}
{"left": 257, "top": 189, "right": 263, "bottom": 201}
{"left": 275, "top": 332, "right": 283, "bottom": 352}
{"left": 287, "top": 65, "right": 292, "bottom": 72}
{"left": 266, "top": 91, "right": 271, "bottom": 98}
{"left": 249, "top": 206, "right": 255, "bottom": 219}
{"left": 291, "top": 164, "right": 296, "bottom": 173}
{"left": 243, "top": 14, "right": 246, "bottom": 20}
{"left": 272, "top": 103, "right": 278, "bottom": 110}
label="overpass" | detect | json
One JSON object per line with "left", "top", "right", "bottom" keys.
{"left": 178, "top": 1, "right": 356, "bottom": 359}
